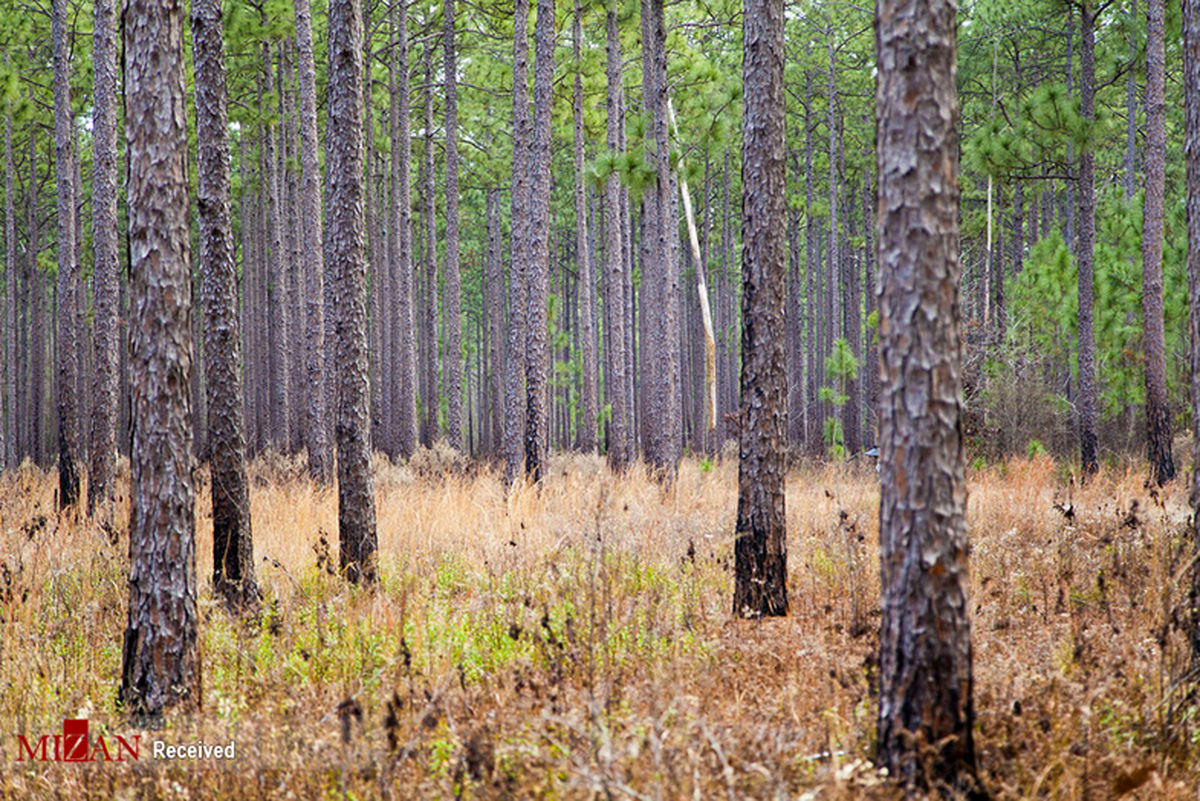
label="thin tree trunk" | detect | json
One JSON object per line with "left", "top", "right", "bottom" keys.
{"left": 295, "top": 0, "right": 331, "bottom": 480}
{"left": 263, "top": 39, "right": 289, "bottom": 451}
{"left": 421, "top": 47, "right": 439, "bottom": 447}
{"left": 486, "top": 188, "right": 503, "bottom": 456}
{"left": 1077, "top": 2, "right": 1100, "bottom": 476}
{"left": 329, "top": 0, "right": 378, "bottom": 583}
{"left": 3, "top": 91, "right": 14, "bottom": 470}
{"left": 1181, "top": 0, "right": 1200, "bottom": 664}
{"left": 574, "top": 0, "right": 597, "bottom": 453}
{"left": 193, "top": 0, "right": 259, "bottom": 610}
{"left": 443, "top": 0, "right": 463, "bottom": 449}
{"left": 504, "top": 0, "right": 531, "bottom": 482}
{"left": 392, "top": 0, "right": 418, "bottom": 460}
{"left": 734, "top": 0, "right": 788, "bottom": 618}
{"left": 51, "top": 0, "right": 79, "bottom": 507}
{"left": 119, "top": 0, "right": 200, "bottom": 723}
{"left": 1142, "top": 0, "right": 1175, "bottom": 484}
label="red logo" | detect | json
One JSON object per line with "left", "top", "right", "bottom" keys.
{"left": 16, "top": 719, "right": 140, "bottom": 762}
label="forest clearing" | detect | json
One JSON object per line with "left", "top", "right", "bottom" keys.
{"left": 1, "top": 452, "right": 1198, "bottom": 798}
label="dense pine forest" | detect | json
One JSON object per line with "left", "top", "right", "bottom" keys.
{"left": 3, "top": 0, "right": 1200, "bottom": 796}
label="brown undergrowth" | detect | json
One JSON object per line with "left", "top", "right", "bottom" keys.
{"left": 0, "top": 450, "right": 1196, "bottom": 798}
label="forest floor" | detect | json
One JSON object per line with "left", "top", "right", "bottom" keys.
{"left": 0, "top": 447, "right": 1197, "bottom": 799}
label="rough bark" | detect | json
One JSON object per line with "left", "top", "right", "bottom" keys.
{"left": 119, "top": 0, "right": 200, "bottom": 723}
{"left": 88, "top": 0, "right": 119, "bottom": 509}
{"left": 261, "top": 39, "right": 289, "bottom": 451}
{"left": 574, "top": 0, "right": 598, "bottom": 453}
{"left": 293, "top": 0, "right": 331, "bottom": 480}
{"left": 421, "top": 48, "right": 438, "bottom": 447}
{"left": 329, "top": 0, "right": 378, "bottom": 583}
{"left": 1142, "top": 0, "right": 1175, "bottom": 485}
{"left": 524, "top": 0, "right": 555, "bottom": 482}
{"left": 193, "top": 0, "right": 259, "bottom": 610}
{"left": 733, "top": 0, "right": 788, "bottom": 618}
{"left": 874, "top": 0, "right": 979, "bottom": 790}
{"left": 504, "top": 0, "right": 531, "bottom": 483}
{"left": 1183, "top": 0, "right": 1200, "bottom": 664}
{"left": 486, "top": 188, "right": 504, "bottom": 456}
{"left": 604, "top": 1, "right": 628, "bottom": 468}
{"left": 51, "top": 0, "right": 79, "bottom": 508}
{"left": 443, "top": 0, "right": 463, "bottom": 449}
{"left": 3, "top": 96, "right": 13, "bottom": 470}
{"left": 1077, "top": 3, "right": 1100, "bottom": 476}
{"left": 389, "top": 0, "right": 417, "bottom": 460}
{"left": 641, "top": 0, "right": 682, "bottom": 473}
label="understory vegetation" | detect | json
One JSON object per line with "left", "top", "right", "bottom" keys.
{"left": 1, "top": 449, "right": 1197, "bottom": 798}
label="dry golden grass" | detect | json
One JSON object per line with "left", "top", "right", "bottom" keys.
{"left": 0, "top": 448, "right": 1197, "bottom": 798}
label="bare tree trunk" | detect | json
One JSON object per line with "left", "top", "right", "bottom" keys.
{"left": 504, "top": 0, "right": 531, "bottom": 482}
{"left": 262, "top": 39, "right": 289, "bottom": 451}
{"left": 421, "top": 48, "right": 439, "bottom": 447}
{"left": 119, "top": 0, "right": 200, "bottom": 723}
{"left": 3, "top": 95, "right": 13, "bottom": 470}
{"left": 486, "top": 188, "right": 503, "bottom": 456}
{"left": 51, "top": 0, "right": 79, "bottom": 507}
{"left": 641, "top": 0, "right": 682, "bottom": 473}
{"left": 524, "top": 0, "right": 555, "bottom": 481}
{"left": 390, "top": 0, "right": 417, "bottom": 460}
{"left": 1182, "top": 0, "right": 1200, "bottom": 664}
{"left": 87, "top": 0, "right": 119, "bottom": 507}
{"left": 874, "top": 0, "right": 979, "bottom": 790}
{"left": 193, "top": 0, "right": 259, "bottom": 610}
{"left": 1077, "top": 2, "right": 1099, "bottom": 476}
{"left": 1125, "top": 0, "right": 1139, "bottom": 200}
{"left": 574, "top": 0, "right": 597, "bottom": 453}
{"left": 1142, "top": 0, "right": 1175, "bottom": 485}
{"left": 443, "top": 0, "right": 463, "bottom": 449}
{"left": 329, "top": 0, "right": 377, "bottom": 583}
{"left": 603, "top": 1, "right": 628, "bottom": 468}
{"left": 294, "top": 0, "right": 330, "bottom": 480}
{"left": 733, "top": 0, "right": 788, "bottom": 618}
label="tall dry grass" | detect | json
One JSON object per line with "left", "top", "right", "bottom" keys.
{"left": 0, "top": 448, "right": 1196, "bottom": 798}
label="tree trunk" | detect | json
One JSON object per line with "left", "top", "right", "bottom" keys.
{"left": 1142, "top": 0, "right": 1175, "bottom": 485}
{"left": 329, "top": 0, "right": 378, "bottom": 583}
{"left": 390, "top": 0, "right": 418, "bottom": 460}
{"left": 874, "top": 0, "right": 979, "bottom": 790}
{"left": 1182, "top": 0, "right": 1200, "bottom": 664}
{"left": 51, "top": 0, "right": 79, "bottom": 508}
{"left": 88, "top": 0, "right": 119, "bottom": 507}
{"left": 733, "top": 0, "right": 788, "bottom": 618}
{"left": 3, "top": 93, "right": 14, "bottom": 470}
{"left": 421, "top": 48, "right": 439, "bottom": 447}
{"left": 524, "top": 0, "right": 555, "bottom": 482}
{"left": 486, "top": 188, "right": 504, "bottom": 456}
{"left": 1077, "top": 2, "right": 1100, "bottom": 476}
{"left": 504, "top": 0, "right": 531, "bottom": 482}
{"left": 262, "top": 40, "right": 289, "bottom": 451}
{"left": 294, "top": 0, "right": 331, "bottom": 480}
{"left": 443, "top": 0, "right": 463, "bottom": 449}
{"left": 193, "top": 0, "right": 259, "bottom": 610}
{"left": 604, "top": 1, "right": 628, "bottom": 468}
{"left": 574, "top": 0, "right": 598, "bottom": 454}
{"left": 641, "top": 0, "right": 682, "bottom": 473}
{"left": 119, "top": 0, "right": 200, "bottom": 723}
{"left": 1125, "top": 0, "right": 1139, "bottom": 200}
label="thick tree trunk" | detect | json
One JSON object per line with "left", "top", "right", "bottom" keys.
{"left": 88, "top": 0, "right": 119, "bottom": 508}
{"left": 295, "top": 0, "right": 331, "bottom": 480}
{"left": 329, "top": 0, "right": 378, "bottom": 583}
{"left": 524, "top": 0, "right": 555, "bottom": 481}
{"left": 193, "top": 0, "right": 259, "bottom": 610}
{"left": 51, "top": 0, "right": 79, "bottom": 508}
{"left": 1142, "top": 0, "right": 1175, "bottom": 485}
{"left": 119, "top": 0, "right": 200, "bottom": 723}
{"left": 1077, "top": 3, "right": 1100, "bottom": 476}
{"left": 874, "top": 0, "right": 979, "bottom": 790}
{"left": 734, "top": 0, "right": 788, "bottom": 618}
